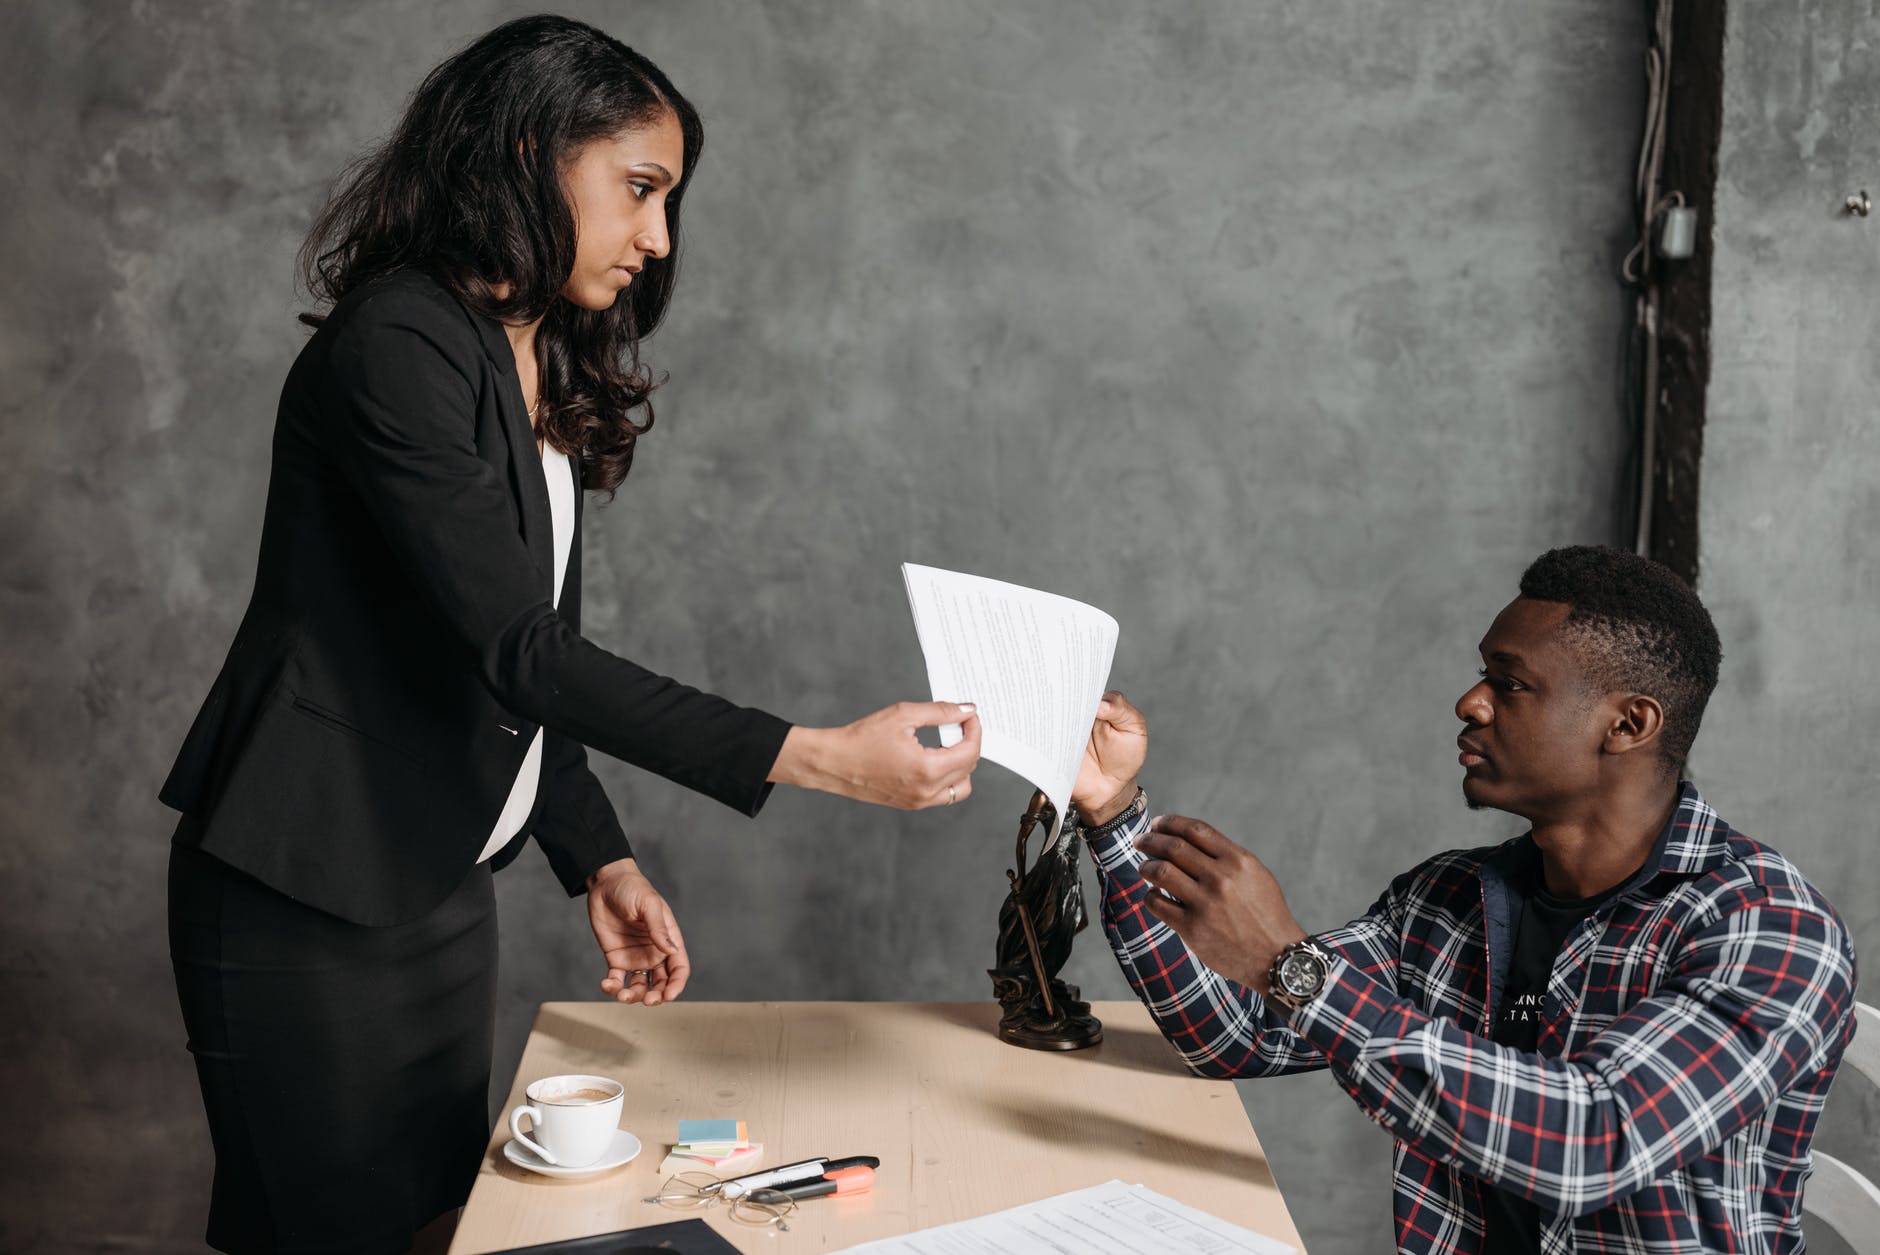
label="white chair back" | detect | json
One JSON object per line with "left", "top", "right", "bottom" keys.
{"left": 1805, "top": 1002, "right": 1880, "bottom": 1253}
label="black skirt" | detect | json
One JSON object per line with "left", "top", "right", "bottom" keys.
{"left": 168, "top": 830, "right": 498, "bottom": 1255}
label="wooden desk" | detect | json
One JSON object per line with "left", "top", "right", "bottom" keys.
{"left": 450, "top": 1001, "right": 1305, "bottom": 1254}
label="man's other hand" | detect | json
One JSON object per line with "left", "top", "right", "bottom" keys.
{"left": 1133, "top": 815, "right": 1309, "bottom": 995}
{"left": 1072, "top": 690, "right": 1147, "bottom": 825}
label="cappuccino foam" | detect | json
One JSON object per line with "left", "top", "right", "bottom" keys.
{"left": 539, "top": 1086, "right": 617, "bottom": 1106}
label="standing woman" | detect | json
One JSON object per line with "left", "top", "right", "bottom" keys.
{"left": 163, "top": 16, "right": 980, "bottom": 1254}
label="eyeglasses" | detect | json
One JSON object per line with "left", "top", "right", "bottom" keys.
{"left": 644, "top": 1171, "right": 796, "bottom": 1230}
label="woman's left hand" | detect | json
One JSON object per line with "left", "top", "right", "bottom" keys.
{"left": 586, "top": 858, "right": 691, "bottom": 1006}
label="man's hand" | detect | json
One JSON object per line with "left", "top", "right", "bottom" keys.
{"left": 586, "top": 858, "right": 691, "bottom": 1006}
{"left": 770, "top": 702, "right": 983, "bottom": 810}
{"left": 1071, "top": 690, "right": 1148, "bottom": 825}
{"left": 1134, "top": 815, "right": 1309, "bottom": 995}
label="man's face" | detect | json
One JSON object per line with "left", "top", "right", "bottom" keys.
{"left": 1454, "top": 598, "right": 1612, "bottom": 819}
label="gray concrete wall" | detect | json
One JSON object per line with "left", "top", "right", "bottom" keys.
{"left": 1700, "top": 8, "right": 1880, "bottom": 1255}
{"left": 4, "top": 3, "right": 1654, "bottom": 1252}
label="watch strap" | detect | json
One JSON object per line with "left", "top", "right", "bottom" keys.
{"left": 1076, "top": 786, "right": 1146, "bottom": 840}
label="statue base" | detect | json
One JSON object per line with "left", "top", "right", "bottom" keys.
{"left": 988, "top": 970, "right": 1104, "bottom": 1051}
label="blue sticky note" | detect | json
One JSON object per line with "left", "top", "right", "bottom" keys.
{"left": 678, "top": 1119, "right": 745, "bottom": 1144}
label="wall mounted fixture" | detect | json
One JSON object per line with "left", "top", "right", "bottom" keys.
{"left": 1657, "top": 204, "right": 1699, "bottom": 258}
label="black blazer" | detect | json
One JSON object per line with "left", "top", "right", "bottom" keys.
{"left": 161, "top": 269, "right": 791, "bottom": 926}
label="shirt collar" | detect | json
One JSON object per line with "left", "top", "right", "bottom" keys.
{"left": 1482, "top": 780, "right": 1731, "bottom": 897}
{"left": 1645, "top": 780, "right": 1733, "bottom": 881}
{"left": 405, "top": 263, "right": 520, "bottom": 375}
{"left": 467, "top": 305, "right": 519, "bottom": 376}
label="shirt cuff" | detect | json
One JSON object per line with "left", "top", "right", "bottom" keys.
{"left": 536, "top": 806, "right": 635, "bottom": 897}
{"left": 1284, "top": 953, "right": 1400, "bottom": 1071}
{"left": 1076, "top": 788, "right": 1150, "bottom": 877}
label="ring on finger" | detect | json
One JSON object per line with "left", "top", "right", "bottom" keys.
{"left": 947, "top": 784, "right": 957, "bottom": 805}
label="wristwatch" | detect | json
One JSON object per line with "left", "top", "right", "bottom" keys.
{"left": 1264, "top": 937, "right": 1336, "bottom": 1011}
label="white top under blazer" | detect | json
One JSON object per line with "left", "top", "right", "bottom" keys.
{"left": 477, "top": 441, "right": 574, "bottom": 863}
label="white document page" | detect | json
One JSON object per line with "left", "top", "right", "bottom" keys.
{"left": 832, "top": 1179, "right": 1298, "bottom": 1255}
{"left": 902, "top": 563, "right": 1119, "bottom": 839}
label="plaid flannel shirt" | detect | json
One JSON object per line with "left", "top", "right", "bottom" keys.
{"left": 1079, "top": 783, "right": 1858, "bottom": 1253}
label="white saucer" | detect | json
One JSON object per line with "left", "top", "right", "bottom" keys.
{"left": 503, "top": 1129, "right": 642, "bottom": 1179}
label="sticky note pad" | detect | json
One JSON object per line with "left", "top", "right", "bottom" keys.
{"left": 678, "top": 1120, "right": 747, "bottom": 1145}
{"left": 660, "top": 1144, "right": 763, "bottom": 1176}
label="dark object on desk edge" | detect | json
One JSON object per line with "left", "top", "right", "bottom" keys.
{"left": 988, "top": 789, "right": 1104, "bottom": 1051}
{"left": 483, "top": 1216, "right": 740, "bottom": 1254}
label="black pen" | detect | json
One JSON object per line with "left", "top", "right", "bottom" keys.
{"left": 719, "top": 1155, "right": 879, "bottom": 1198}
{"left": 821, "top": 1155, "right": 880, "bottom": 1173}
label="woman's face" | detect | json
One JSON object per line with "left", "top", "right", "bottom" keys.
{"left": 559, "top": 109, "right": 685, "bottom": 311}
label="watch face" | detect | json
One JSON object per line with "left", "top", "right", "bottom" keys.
{"left": 1280, "top": 949, "right": 1324, "bottom": 998}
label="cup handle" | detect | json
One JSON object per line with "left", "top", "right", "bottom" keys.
{"left": 509, "top": 1104, "right": 557, "bottom": 1165}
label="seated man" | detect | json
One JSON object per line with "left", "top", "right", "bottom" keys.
{"left": 1069, "top": 545, "right": 1857, "bottom": 1255}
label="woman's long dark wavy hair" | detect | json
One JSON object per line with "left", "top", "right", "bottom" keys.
{"left": 298, "top": 14, "right": 703, "bottom": 495}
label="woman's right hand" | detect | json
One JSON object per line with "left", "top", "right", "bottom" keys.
{"left": 771, "top": 701, "right": 983, "bottom": 809}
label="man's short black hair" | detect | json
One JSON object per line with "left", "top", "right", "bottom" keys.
{"left": 1518, "top": 545, "right": 1722, "bottom": 769}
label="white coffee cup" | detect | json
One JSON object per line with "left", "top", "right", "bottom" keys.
{"left": 507, "top": 1074, "right": 624, "bottom": 1167}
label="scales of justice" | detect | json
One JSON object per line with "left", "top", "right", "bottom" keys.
{"left": 987, "top": 788, "right": 1104, "bottom": 1051}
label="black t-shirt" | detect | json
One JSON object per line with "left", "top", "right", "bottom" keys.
{"left": 1479, "top": 858, "right": 1630, "bottom": 1255}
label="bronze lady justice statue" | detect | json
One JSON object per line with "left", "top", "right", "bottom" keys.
{"left": 988, "top": 790, "right": 1103, "bottom": 1050}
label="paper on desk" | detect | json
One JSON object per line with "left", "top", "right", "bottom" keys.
{"left": 902, "top": 564, "right": 1118, "bottom": 841}
{"left": 832, "top": 1179, "right": 1297, "bottom": 1255}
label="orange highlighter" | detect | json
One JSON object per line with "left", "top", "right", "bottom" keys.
{"left": 750, "top": 1165, "right": 875, "bottom": 1203}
